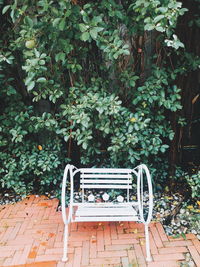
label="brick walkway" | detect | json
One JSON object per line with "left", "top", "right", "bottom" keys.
{"left": 0, "top": 195, "right": 200, "bottom": 267}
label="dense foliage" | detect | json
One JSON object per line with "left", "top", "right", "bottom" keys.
{"left": 0, "top": 0, "right": 199, "bottom": 196}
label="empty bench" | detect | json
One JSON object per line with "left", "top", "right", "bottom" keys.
{"left": 61, "top": 164, "right": 153, "bottom": 262}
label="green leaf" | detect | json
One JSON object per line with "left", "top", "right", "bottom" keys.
{"left": 95, "top": 27, "right": 104, "bottom": 32}
{"left": 144, "top": 24, "right": 155, "bottom": 31}
{"left": 155, "top": 26, "right": 165, "bottom": 32}
{"left": 55, "top": 52, "right": 66, "bottom": 62}
{"left": 81, "top": 31, "right": 90, "bottom": 41}
{"left": 64, "top": 136, "right": 69, "bottom": 142}
{"left": 52, "top": 18, "right": 61, "bottom": 27}
{"left": 130, "top": 80, "right": 135, "bottom": 87}
{"left": 24, "top": 16, "right": 33, "bottom": 27}
{"left": 134, "top": 124, "right": 139, "bottom": 131}
{"left": 27, "top": 81, "right": 35, "bottom": 91}
{"left": 181, "top": 233, "right": 187, "bottom": 240}
{"left": 89, "top": 28, "right": 98, "bottom": 40}
{"left": 65, "top": 9, "right": 71, "bottom": 17}
{"left": 10, "top": 9, "right": 15, "bottom": 22}
{"left": 154, "top": 15, "right": 165, "bottom": 23}
{"left": 113, "top": 53, "right": 119, "bottom": 59}
{"left": 37, "top": 77, "right": 46, "bottom": 83}
{"left": 79, "top": 23, "right": 88, "bottom": 32}
{"left": 2, "top": 5, "right": 10, "bottom": 14}
{"left": 123, "top": 50, "right": 130, "bottom": 55}
{"left": 92, "top": 15, "right": 102, "bottom": 24}
{"left": 59, "top": 19, "right": 66, "bottom": 31}
{"left": 158, "top": 7, "right": 168, "bottom": 13}
{"left": 25, "top": 73, "right": 35, "bottom": 85}
{"left": 82, "top": 142, "right": 87, "bottom": 149}
{"left": 169, "top": 132, "right": 175, "bottom": 140}
{"left": 7, "top": 87, "right": 17, "bottom": 95}
{"left": 45, "top": 121, "right": 50, "bottom": 127}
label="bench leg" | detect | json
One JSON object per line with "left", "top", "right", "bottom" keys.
{"left": 145, "top": 224, "right": 152, "bottom": 262}
{"left": 62, "top": 223, "right": 69, "bottom": 262}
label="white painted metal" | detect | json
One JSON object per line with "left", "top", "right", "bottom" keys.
{"left": 75, "top": 206, "right": 137, "bottom": 216}
{"left": 61, "top": 164, "right": 70, "bottom": 261}
{"left": 80, "top": 174, "right": 132, "bottom": 178}
{"left": 137, "top": 164, "right": 153, "bottom": 224}
{"left": 74, "top": 216, "right": 138, "bottom": 222}
{"left": 61, "top": 164, "right": 70, "bottom": 225}
{"left": 61, "top": 163, "right": 153, "bottom": 262}
{"left": 62, "top": 224, "right": 68, "bottom": 262}
{"left": 74, "top": 202, "right": 138, "bottom": 207}
{"left": 80, "top": 179, "right": 132, "bottom": 184}
{"left": 145, "top": 224, "right": 152, "bottom": 261}
{"left": 80, "top": 184, "right": 132, "bottom": 189}
{"left": 79, "top": 168, "right": 133, "bottom": 173}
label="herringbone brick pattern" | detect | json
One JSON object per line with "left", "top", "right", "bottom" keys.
{"left": 0, "top": 195, "right": 200, "bottom": 267}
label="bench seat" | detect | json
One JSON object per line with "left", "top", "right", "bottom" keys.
{"left": 74, "top": 203, "right": 138, "bottom": 222}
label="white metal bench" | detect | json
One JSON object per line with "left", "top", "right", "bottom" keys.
{"left": 61, "top": 164, "right": 153, "bottom": 262}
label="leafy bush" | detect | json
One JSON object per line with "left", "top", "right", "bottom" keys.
{"left": 0, "top": 0, "right": 199, "bottom": 195}
{"left": 185, "top": 172, "right": 200, "bottom": 199}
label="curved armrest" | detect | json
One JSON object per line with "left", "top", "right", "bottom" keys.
{"left": 137, "top": 164, "right": 153, "bottom": 224}
{"left": 61, "top": 164, "right": 72, "bottom": 225}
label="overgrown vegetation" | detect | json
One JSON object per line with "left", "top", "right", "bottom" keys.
{"left": 0, "top": 0, "right": 199, "bottom": 198}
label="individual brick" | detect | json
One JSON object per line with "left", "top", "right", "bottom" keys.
{"left": 103, "top": 224, "right": 111, "bottom": 245}
{"left": 73, "top": 247, "right": 82, "bottom": 267}
{"left": 89, "top": 257, "right": 121, "bottom": 265}
{"left": 134, "top": 244, "right": 147, "bottom": 267}
{"left": 97, "top": 250, "right": 127, "bottom": 258}
{"left": 192, "top": 239, "right": 200, "bottom": 254}
{"left": 112, "top": 238, "right": 139, "bottom": 245}
{"left": 97, "top": 230, "right": 104, "bottom": 251}
{"left": 121, "top": 256, "right": 129, "bottom": 267}
{"left": 153, "top": 253, "right": 185, "bottom": 261}
{"left": 110, "top": 222, "right": 118, "bottom": 240}
{"left": 187, "top": 245, "right": 200, "bottom": 267}
{"left": 81, "top": 241, "right": 90, "bottom": 266}
{"left": 155, "top": 223, "right": 169, "bottom": 242}
{"left": 147, "top": 261, "right": 180, "bottom": 267}
{"left": 164, "top": 240, "right": 193, "bottom": 247}
{"left": 127, "top": 249, "right": 138, "bottom": 266}
{"left": 158, "top": 247, "right": 188, "bottom": 254}
{"left": 150, "top": 224, "right": 163, "bottom": 248}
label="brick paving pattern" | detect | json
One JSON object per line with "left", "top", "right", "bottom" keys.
{"left": 0, "top": 195, "right": 200, "bottom": 267}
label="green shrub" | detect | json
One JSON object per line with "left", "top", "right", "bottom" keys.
{"left": 0, "top": 0, "right": 199, "bottom": 195}
{"left": 185, "top": 172, "right": 200, "bottom": 199}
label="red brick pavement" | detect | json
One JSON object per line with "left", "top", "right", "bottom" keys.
{"left": 0, "top": 195, "right": 200, "bottom": 267}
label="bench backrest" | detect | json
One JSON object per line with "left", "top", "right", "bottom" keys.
{"left": 79, "top": 168, "right": 133, "bottom": 190}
